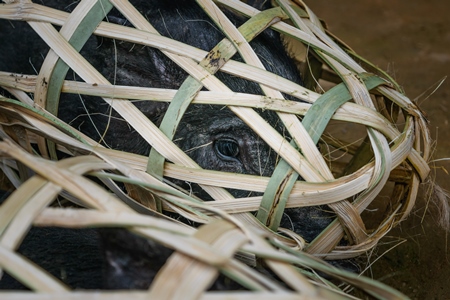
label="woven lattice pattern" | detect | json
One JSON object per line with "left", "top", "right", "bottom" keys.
{"left": 0, "top": 0, "right": 430, "bottom": 297}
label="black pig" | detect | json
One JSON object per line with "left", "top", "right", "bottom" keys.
{"left": 0, "top": 0, "right": 340, "bottom": 290}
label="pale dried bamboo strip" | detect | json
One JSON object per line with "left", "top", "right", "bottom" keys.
{"left": 0, "top": 292, "right": 327, "bottom": 300}
{"left": 166, "top": 130, "right": 411, "bottom": 204}
{"left": 240, "top": 229, "right": 328, "bottom": 297}
{"left": 0, "top": 172, "right": 42, "bottom": 233}
{"left": 34, "top": 208, "right": 195, "bottom": 236}
{"left": 297, "top": 9, "right": 364, "bottom": 74}
{"left": 149, "top": 220, "right": 248, "bottom": 298}
{"left": 0, "top": 177, "right": 61, "bottom": 250}
{"left": 0, "top": 106, "right": 97, "bottom": 153}
{"left": 263, "top": 242, "right": 408, "bottom": 299}
{"left": 398, "top": 173, "right": 421, "bottom": 223}
{"left": 1, "top": 88, "right": 34, "bottom": 107}
{"left": 323, "top": 206, "right": 402, "bottom": 259}
{"left": 219, "top": 260, "right": 285, "bottom": 291}
{"left": 0, "top": 245, "right": 69, "bottom": 292}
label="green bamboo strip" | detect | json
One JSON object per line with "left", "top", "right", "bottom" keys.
{"left": 41, "top": 0, "right": 113, "bottom": 116}
{"left": 257, "top": 75, "right": 387, "bottom": 231}
{"left": 35, "top": 0, "right": 113, "bottom": 159}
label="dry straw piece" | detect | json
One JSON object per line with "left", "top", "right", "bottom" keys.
{"left": 0, "top": 0, "right": 432, "bottom": 298}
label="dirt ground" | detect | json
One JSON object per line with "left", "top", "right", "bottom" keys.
{"left": 307, "top": 1, "right": 450, "bottom": 299}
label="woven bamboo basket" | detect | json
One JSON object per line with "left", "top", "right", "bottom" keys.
{"left": 0, "top": 0, "right": 431, "bottom": 298}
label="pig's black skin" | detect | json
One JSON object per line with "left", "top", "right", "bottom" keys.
{"left": 59, "top": 0, "right": 302, "bottom": 177}
{"left": 0, "top": 219, "right": 357, "bottom": 290}
{"left": 0, "top": 0, "right": 350, "bottom": 290}
{"left": 0, "top": 0, "right": 334, "bottom": 241}
{"left": 0, "top": 192, "right": 103, "bottom": 290}
{"left": 99, "top": 228, "right": 244, "bottom": 290}
{"left": 0, "top": 223, "right": 243, "bottom": 290}
{"left": 0, "top": 190, "right": 241, "bottom": 290}
{"left": 99, "top": 228, "right": 171, "bottom": 290}
{"left": 0, "top": 226, "right": 104, "bottom": 290}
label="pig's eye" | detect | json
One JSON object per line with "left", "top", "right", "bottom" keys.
{"left": 215, "top": 139, "right": 240, "bottom": 161}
